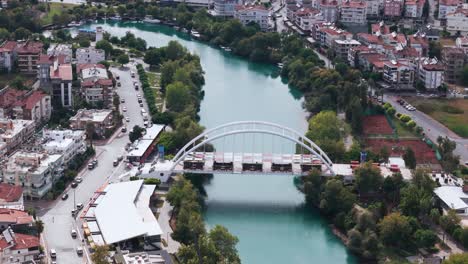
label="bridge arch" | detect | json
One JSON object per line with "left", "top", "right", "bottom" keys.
{"left": 170, "top": 121, "right": 335, "bottom": 175}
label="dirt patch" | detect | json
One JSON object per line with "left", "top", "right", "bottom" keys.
{"left": 366, "top": 138, "right": 438, "bottom": 164}
{"left": 363, "top": 115, "right": 393, "bottom": 135}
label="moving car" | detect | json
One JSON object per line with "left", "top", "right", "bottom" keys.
{"left": 131, "top": 71, "right": 135, "bottom": 78}
{"left": 71, "top": 182, "right": 78, "bottom": 188}
{"left": 77, "top": 246, "right": 83, "bottom": 256}
{"left": 88, "top": 162, "right": 94, "bottom": 169}
{"left": 50, "top": 249, "right": 57, "bottom": 259}
{"left": 113, "top": 159, "right": 119, "bottom": 167}
{"left": 61, "top": 193, "right": 69, "bottom": 200}
{"left": 121, "top": 98, "right": 125, "bottom": 103}
{"left": 122, "top": 106, "right": 127, "bottom": 112}
{"left": 77, "top": 203, "right": 84, "bottom": 210}
{"left": 93, "top": 159, "right": 98, "bottom": 166}
{"left": 126, "top": 117, "right": 130, "bottom": 122}
{"left": 71, "top": 229, "right": 77, "bottom": 238}
{"left": 117, "top": 82, "right": 121, "bottom": 87}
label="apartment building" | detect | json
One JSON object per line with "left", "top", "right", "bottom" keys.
{"left": 293, "top": 8, "right": 324, "bottom": 32}
{"left": 446, "top": 8, "right": 468, "bottom": 36}
{"left": 234, "top": 5, "right": 270, "bottom": 31}
{"left": 340, "top": 0, "right": 367, "bottom": 24}
{"left": 0, "top": 119, "right": 35, "bottom": 158}
{"left": 76, "top": 47, "right": 105, "bottom": 64}
{"left": 0, "top": 41, "right": 17, "bottom": 73}
{"left": 16, "top": 41, "right": 43, "bottom": 75}
{"left": 69, "top": 109, "right": 114, "bottom": 138}
{"left": 46, "top": 44, "right": 72, "bottom": 63}
{"left": 333, "top": 39, "right": 361, "bottom": 61}
{"left": 50, "top": 62, "right": 73, "bottom": 107}
{"left": 408, "top": 34, "right": 429, "bottom": 55}
{"left": 365, "top": 0, "right": 380, "bottom": 17}
{"left": 348, "top": 45, "right": 375, "bottom": 67}
{"left": 214, "top": 0, "right": 239, "bottom": 16}
{"left": 405, "top": 0, "right": 425, "bottom": 18}
{"left": 0, "top": 88, "right": 51, "bottom": 124}
{"left": 42, "top": 129, "right": 87, "bottom": 165}
{"left": 383, "top": 0, "right": 402, "bottom": 17}
{"left": 3, "top": 151, "right": 63, "bottom": 198}
{"left": 371, "top": 22, "right": 391, "bottom": 35}
{"left": 456, "top": 36, "right": 468, "bottom": 50}
{"left": 0, "top": 228, "right": 40, "bottom": 263}
{"left": 415, "top": 58, "right": 444, "bottom": 90}
{"left": 441, "top": 47, "right": 465, "bottom": 84}
{"left": 438, "top": 0, "right": 460, "bottom": 19}
{"left": 383, "top": 59, "right": 415, "bottom": 89}
{"left": 79, "top": 64, "right": 113, "bottom": 106}
{"left": 316, "top": 26, "right": 353, "bottom": 48}
{"left": 318, "top": 0, "right": 339, "bottom": 22}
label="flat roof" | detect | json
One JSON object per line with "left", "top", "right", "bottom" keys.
{"left": 94, "top": 180, "right": 162, "bottom": 245}
{"left": 142, "top": 125, "right": 165, "bottom": 140}
{"left": 434, "top": 186, "right": 468, "bottom": 210}
{"left": 127, "top": 125, "right": 165, "bottom": 158}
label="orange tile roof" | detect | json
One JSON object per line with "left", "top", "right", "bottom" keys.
{"left": 342, "top": 0, "right": 367, "bottom": 8}
{"left": 12, "top": 233, "right": 40, "bottom": 250}
{"left": 50, "top": 64, "right": 73, "bottom": 81}
{"left": 0, "top": 209, "right": 33, "bottom": 225}
{"left": 0, "top": 183, "right": 22, "bottom": 203}
{"left": 23, "top": 91, "right": 47, "bottom": 110}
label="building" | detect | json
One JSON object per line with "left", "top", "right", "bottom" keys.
{"left": 234, "top": 5, "right": 270, "bottom": 31}
{"left": 415, "top": 58, "right": 444, "bottom": 90}
{"left": 371, "top": 22, "right": 391, "bottom": 35}
{"left": 438, "top": 0, "right": 460, "bottom": 19}
{"left": 79, "top": 64, "right": 113, "bottom": 106}
{"left": 383, "top": 59, "right": 415, "bottom": 89}
{"left": 91, "top": 180, "right": 162, "bottom": 249}
{"left": 0, "top": 41, "right": 17, "bottom": 73}
{"left": 69, "top": 109, "right": 114, "bottom": 138}
{"left": 446, "top": 8, "right": 468, "bottom": 36}
{"left": 96, "top": 26, "right": 104, "bottom": 42}
{"left": 0, "top": 119, "right": 35, "bottom": 158}
{"left": 50, "top": 62, "right": 73, "bottom": 107}
{"left": 293, "top": 8, "right": 324, "bottom": 32}
{"left": 0, "top": 88, "right": 51, "bottom": 124}
{"left": 340, "top": 0, "right": 367, "bottom": 25}
{"left": 42, "top": 129, "right": 87, "bottom": 164}
{"left": 441, "top": 47, "right": 466, "bottom": 84}
{"left": 408, "top": 33, "right": 429, "bottom": 55}
{"left": 0, "top": 185, "right": 24, "bottom": 211}
{"left": 333, "top": 39, "right": 361, "bottom": 61}
{"left": 114, "top": 249, "right": 174, "bottom": 264}
{"left": 348, "top": 45, "right": 375, "bottom": 67}
{"left": 16, "top": 41, "right": 43, "bottom": 75}
{"left": 214, "top": 0, "right": 238, "bottom": 16}
{"left": 405, "top": 0, "right": 425, "bottom": 18}
{"left": 0, "top": 209, "right": 33, "bottom": 230}
{"left": 318, "top": 0, "right": 339, "bottom": 22}
{"left": 365, "top": 0, "right": 380, "bottom": 17}
{"left": 434, "top": 185, "right": 468, "bottom": 215}
{"left": 46, "top": 44, "right": 72, "bottom": 63}
{"left": 76, "top": 47, "right": 105, "bottom": 64}
{"left": 127, "top": 125, "right": 165, "bottom": 163}
{"left": 383, "top": 0, "right": 402, "bottom": 17}
{"left": 172, "top": 0, "right": 213, "bottom": 7}
{"left": 316, "top": 26, "right": 353, "bottom": 48}
{"left": 2, "top": 151, "right": 63, "bottom": 199}
{"left": 456, "top": 36, "right": 468, "bottom": 50}
{"left": 0, "top": 228, "right": 40, "bottom": 263}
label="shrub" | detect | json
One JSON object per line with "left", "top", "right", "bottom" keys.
{"left": 383, "top": 102, "right": 392, "bottom": 109}
{"left": 386, "top": 107, "right": 396, "bottom": 115}
{"left": 399, "top": 114, "right": 411, "bottom": 122}
{"left": 415, "top": 126, "right": 423, "bottom": 134}
{"left": 406, "top": 120, "right": 416, "bottom": 128}
{"left": 395, "top": 112, "right": 402, "bottom": 118}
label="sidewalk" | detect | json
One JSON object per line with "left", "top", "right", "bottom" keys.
{"left": 157, "top": 197, "right": 181, "bottom": 254}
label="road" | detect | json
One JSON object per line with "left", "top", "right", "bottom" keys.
{"left": 39, "top": 63, "right": 150, "bottom": 264}
{"left": 384, "top": 94, "right": 468, "bottom": 164}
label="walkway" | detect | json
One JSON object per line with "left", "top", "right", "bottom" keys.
{"left": 157, "top": 196, "right": 181, "bottom": 254}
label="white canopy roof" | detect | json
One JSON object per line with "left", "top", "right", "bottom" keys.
{"left": 434, "top": 186, "right": 468, "bottom": 210}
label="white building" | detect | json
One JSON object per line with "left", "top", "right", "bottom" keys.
{"left": 234, "top": 5, "right": 270, "bottom": 31}
{"left": 3, "top": 151, "right": 63, "bottom": 199}
{"left": 456, "top": 36, "right": 468, "bottom": 50}
{"left": 47, "top": 44, "right": 72, "bottom": 63}
{"left": 416, "top": 58, "right": 445, "bottom": 90}
{"left": 318, "top": 0, "right": 339, "bottom": 22}
{"left": 0, "top": 119, "right": 35, "bottom": 158}
{"left": 405, "top": 0, "right": 425, "bottom": 18}
{"left": 93, "top": 180, "right": 162, "bottom": 249}
{"left": 293, "top": 8, "right": 325, "bottom": 32}
{"left": 333, "top": 39, "right": 361, "bottom": 61}
{"left": 0, "top": 228, "right": 40, "bottom": 264}
{"left": 96, "top": 26, "right": 104, "bottom": 42}
{"left": 365, "top": 0, "right": 380, "bottom": 16}
{"left": 172, "top": 0, "right": 213, "bottom": 7}
{"left": 446, "top": 8, "right": 468, "bottom": 36}
{"left": 438, "top": 0, "right": 460, "bottom": 19}
{"left": 76, "top": 47, "right": 106, "bottom": 64}
{"left": 340, "top": 0, "right": 367, "bottom": 25}
{"left": 434, "top": 185, "right": 468, "bottom": 215}
{"left": 214, "top": 0, "right": 239, "bottom": 16}
{"left": 42, "top": 129, "right": 87, "bottom": 164}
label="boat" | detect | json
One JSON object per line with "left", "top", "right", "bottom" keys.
{"left": 277, "top": 63, "right": 284, "bottom": 68}
{"left": 143, "top": 16, "right": 161, "bottom": 24}
{"left": 67, "top": 21, "right": 83, "bottom": 27}
{"left": 191, "top": 30, "right": 201, "bottom": 38}
{"left": 224, "top": 47, "right": 232, "bottom": 52}
{"left": 109, "top": 15, "right": 122, "bottom": 21}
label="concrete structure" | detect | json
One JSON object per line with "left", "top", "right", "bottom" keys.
{"left": 0, "top": 228, "right": 40, "bottom": 263}
{"left": 441, "top": 47, "right": 466, "bottom": 84}
{"left": 318, "top": 0, "right": 339, "bottom": 22}
{"left": 438, "top": 0, "right": 460, "bottom": 19}
{"left": 365, "top": 0, "right": 380, "bottom": 17}
{"left": 434, "top": 185, "right": 468, "bottom": 215}
{"left": 127, "top": 125, "right": 165, "bottom": 163}
{"left": 76, "top": 47, "right": 105, "bottom": 64}
{"left": 16, "top": 41, "right": 43, "bottom": 75}
{"left": 0, "top": 185, "right": 24, "bottom": 211}
{"left": 69, "top": 109, "right": 114, "bottom": 138}
{"left": 383, "top": 59, "right": 415, "bottom": 89}
{"left": 96, "top": 26, "right": 104, "bottom": 42}
{"left": 0, "top": 119, "right": 35, "bottom": 158}
{"left": 42, "top": 129, "right": 87, "bottom": 164}
{"left": 213, "top": 0, "right": 238, "bottom": 16}
{"left": 405, "top": 0, "right": 425, "bottom": 18}
{"left": 340, "top": 0, "right": 367, "bottom": 24}
{"left": 115, "top": 249, "right": 174, "bottom": 264}
{"left": 334, "top": 39, "right": 361, "bottom": 62}
{"left": 383, "top": 0, "right": 402, "bottom": 17}
{"left": 293, "top": 7, "right": 324, "bottom": 32}
{"left": 446, "top": 8, "right": 468, "bottom": 36}
{"left": 3, "top": 151, "right": 63, "bottom": 199}
{"left": 79, "top": 64, "right": 113, "bottom": 106}
{"left": 234, "top": 5, "right": 270, "bottom": 31}
{"left": 93, "top": 180, "right": 162, "bottom": 248}
{"left": 316, "top": 25, "right": 353, "bottom": 47}
{"left": 415, "top": 58, "right": 444, "bottom": 90}
{"left": 0, "top": 41, "right": 17, "bottom": 73}
{"left": 408, "top": 33, "right": 429, "bottom": 55}
{"left": 0, "top": 88, "right": 51, "bottom": 124}
{"left": 46, "top": 44, "right": 72, "bottom": 63}
{"left": 0, "top": 209, "right": 33, "bottom": 230}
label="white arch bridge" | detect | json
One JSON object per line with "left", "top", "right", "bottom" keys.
{"left": 146, "top": 121, "right": 346, "bottom": 179}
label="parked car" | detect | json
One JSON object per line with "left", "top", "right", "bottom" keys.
{"left": 122, "top": 106, "right": 127, "bottom": 112}
{"left": 139, "top": 102, "right": 144, "bottom": 107}
{"left": 93, "top": 159, "right": 98, "bottom": 166}
{"left": 118, "top": 155, "right": 124, "bottom": 162}
{"left": 76, "top": 203, "right": 84, "bottom": 210}
{"left": 50, "top": 249, "right": 57, "bottom": 259}
{"left": 121, "top": 98, "right": 125, "bottom": 103}
{"left": 126, "top": 117, "right": 130, "bottom": 122}
{"left": 88, "top": 162, "right": 94, "bottom": 170}
{"left": 71, "top": 209, "right": 78, "bottom": 217}
{"left": 113, "top": 159, "right": 119, "bottom": 167}
{"left": 61, "top": 193, "right": 69, "bottom": 200}
{"left": 117, "top": 82, "right": 121, "bottom": 87}
{"left": 131, "top": 71, "right": 135, "bottom": 78}
{"left": 71, "top": 229, "right": 77, "bottom": 238}
{"left": 75, "top": 177, "right": 83, "bottom": 183}
{"left": 115, "top": 74, "right": 120, "bottom": 80}
{"left": 121, "top": 126, "right": 127, "bottom": 133}
{"left": 76, "top": 246, "right": 83, "bottom": 256}
{"left": 71, "top": 182, "right": 78, "bottom": 188}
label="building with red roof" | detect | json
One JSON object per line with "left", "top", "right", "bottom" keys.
{"left": 0, "top": 209, "right": 33, "bottom": 229}
{"left": 16, "top": 41, "right": 43, "bottom": 75}
{"left": 79, "top": 64, "right": 114, "bottom": 107}
{"left": 234, "top": 5, "right": 270, "bottom": 31}
{"left": 0, "top": 88, "right": 51, "bottom": 125}
{"left": 383, "top": 59, "right": 415, "bottom": 89}
{"left": 383, "top": 0, "right": 403, "bottom": 17}
{"left": 371, "top": 22, "right": 391, "bottom": 35}
{"left": 317, "top": 26, "right": 353, "bottom": 47}
{"left": 414, "top": 57, "right": 445, "bottom": 90}
{"left": 340, "top": 0, "right": 367, "bottom": 25}
{"left": 0, "top": 228, "right": 40, "bottom": 263}
{"left": 348, "top": 45, "right": 375, "bottom": 67}
{"left": 408, "top": 33, "right": 429, "bottom": 55}
{"left": 292, "top": 7, "right": 324, "bottom": 32}
{"left": 0, "top": 184, "right": 23, "bottom": 211}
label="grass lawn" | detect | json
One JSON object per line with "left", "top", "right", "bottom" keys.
{"left": 405, "top": 97, "right": 468, "bottom": 138}
{"left": 40, "top": 3, "right": 74, "bottom": 25}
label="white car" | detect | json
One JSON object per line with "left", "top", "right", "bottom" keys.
{"left": 122, "top": 107, "right": 127, "bottom": 112}
{"left": 126, "top": 117, "right": 130, "bottom": 122}
{"left": 75, "top": 177, "right": 83, "bottom": 183}
{"left": 121, "top": 98, "right": 125, "bottom": 103}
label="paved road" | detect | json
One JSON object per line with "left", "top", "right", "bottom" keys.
{"left": 157, "top": 196, "right": 181, "bottom": 254}
{"left": 39, "top": 63, "right": 150, "bottom": 263}
{"left": 384, "top": 94, "right": 468, "bottom": 164}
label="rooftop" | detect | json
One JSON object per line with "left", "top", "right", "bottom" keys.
{"left": 439, "top": 0, "right": 460, "bottom": 6}
{"left": 0, "top": 119, "right": 34, "bottom": 141}
{"left": 0, "top": 228, "right": 39, "bottom": 250}
{"left": 50, "top": 64, "right": 73, "bottom": 81}
{"left": 94, "top": 180, "right": 162, "bottom": 245}
{"left": 434, "top": 186, "right": 468, "bottom": 210}
{"left": 81, "top": 66, "right": 108, "bottom": 80}
{"left": 16, "top": 41, "right": 43, "bottom": 55}
{"left": 341, "top": 0, "right": 367, "bottom": 8}
{"left": 23, "top": 91, "right": 48, "bottom": 110}
{"left": 0, "top": 209, "right": 33, "bottom": 225}
{"left": 70, "top": 109, "right": 113, "bottom": 123}
{"left": 0, "top": 184, "right": 23, "bottom": 203}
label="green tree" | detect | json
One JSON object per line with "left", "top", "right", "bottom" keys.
{"left": 0, "top": 28, "right": 9, "bottom": 41}
{"left": 143, "top": 178, "right": 161, "bottom": 185}
{"left": 10, "top": 76, "right": 27, "bottom": 90}
{"left": 320, "top": 179, "right": 356, "bottom": 216}
{"left": 165, "top": 40, "right": 186, "bottom": 61}
{"left": 403, "top": 147, "right": 416, "bottom": 169}
{"left": 303, "top": 169, "right": 323, "bottom": 205}
{"left": 443, "top": 253, "right": 468, "bottom": 264}
{"left": 129, "top": 125, "right": 145, "bottom": 143}
{"left": 378, "top": 212, "right": 413, "bottom": 247}
{"left": 85, "top": 123, "right": 96, "bottom": 147}
{"left": 354, "top": 162, "right": 384, "bottom": 196}
{"left": 208, "top": 225, "right": 241, "bottom": 263}
{"left": 414, "top": 229, "right": 438, "bottom": 249}
{"left": 305, "top": 111, "right": 345, "bottom": 160}
{"left": 79, "top": 38, "right": 91, "bottom": 48}
{"left": 35, "top": 220, "right": 44, "bottom": 235}
{"left": 440, "top": 210, "right": 461, "bottom": 234}
{"left": 95, "top": 40, "right": 113, "bottom": 58}
{"left": 437, "top": 136, "right": 459, "bottom": 173}
{"left": 14, "top": 27, "right": 31, "bottom": 40}
{"left": 91, "top": 245, "right": 110, "bottom": 264}
{"left": 347, "top": 228, "right": 363, "bottom": 253}
{"left": 461, "top": 65, "right": 468, "bottom": 86}
{"left": 166, "top": 81, "right": 191, "bottom": 112}
{"left": 144, "top": 47, "right": 165, "bottom": 67}
{"left": 117, "top": 53, "right": 129, "bottom": 66}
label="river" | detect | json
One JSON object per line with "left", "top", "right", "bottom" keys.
{"left": 82, "top": 21, "right": 357, "bottom": 264}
